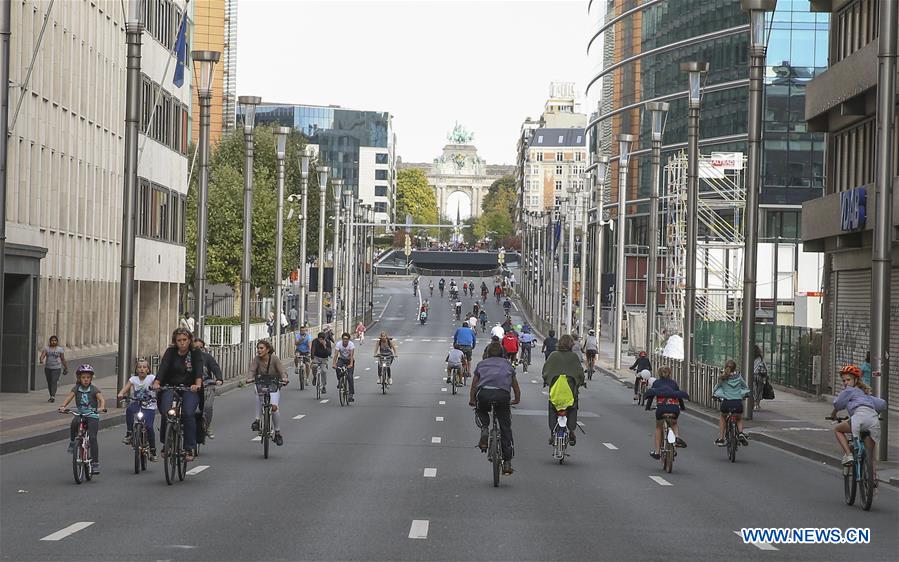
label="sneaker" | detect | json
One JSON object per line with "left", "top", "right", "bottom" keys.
{"left": 446, "top": 377, "right": 451, "bottom": 384}
{"left": 322, "top": 387, "right": 327, "bottom": 394}
{"left": 348, "top": 395, "right": 355, "bottom": 404}
{"left": 274, "top": 432, "right": 284, "bottom": 446}
{"left": 66, "top": 441, "right": 75, "bottom": 454}
{"left": 738, "top": 433, "right": 749, "bottom": 446}
{"left": 569, "top": 434, "right": 576, "bottom": 447}
{"left": 149, "top": 450, "right": 158, "bottom": 462}
{"left": 90, "top": 463, "right": 100, "bottom": 475}
{"left": 48, "top": 397, "right": 55, "bottom": 403}
{"left": 478, "top": 428, "right": 489, "bottom": 451}
{"left": 122, "top": 433, "right": 132, "bottom": 445}
{"left": 650, "top": 451, "right": 661, "bottom": 460}
{"left": 548, "top": 435, "right": 554, "bottom": 445}
{"left": 841, "top": 453, "right": 854, "bottom": 466}
{"left": 251, "top": 420, "right": 260, "bottom": 432}
{"left": 715, "top": 438, "right": 726, "bottom": 447}
{"left": 675, "top": 437, "right": 687, "bottom": 448}
{"left": 206, "top": 430, "right": 215, "bottom": 440}
{"left": 388, "top": 377, "right": 393, "bottom": 385}
{"left": 502, "top": 461, "right": 514, "bottom": 475}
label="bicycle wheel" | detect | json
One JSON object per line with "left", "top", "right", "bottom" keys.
{"left": 339, "top": 376, "right": 347, "bottom": 407}
{"left": 381, "top": 369, "right": 387, "bottom": 395}
{"left": 637, "top": 385, "right": 645, "bottom": 406}
{"left": 164, "top": 424, "right": 176, "bottom": 485}
{"left": 860, "top": 452, "right": 874, "bottom": 511}
{"left": 491, "top": 429, "right": 500, "bottom": 487}
{"left": 139, "top": 428, "right": 148, "bottom": 472}
{"left": 176, "top": 430, "right": 186, "bottom": 481}
{"left": 451, "top": 370, "right": 457, "bottom": 395}
{"left": 727, "top": 422, "right": 737, "bottom": 463}
{"left": 83, "top": 438, "right": 93, "bottom": 481}
{"left": 299, "top": 366, "right": 306, "bottom": 391}
{"left": 72, "top": 438, "right": 85, "bottom": 485}
{"left": 133, "top": 423, "right": 142, "bottom": 474}
{"left": 262, "top": 407, "right": 271, "bottom": 459}
{"left": 315, "top": 366, "right": 322, "bottom": 400}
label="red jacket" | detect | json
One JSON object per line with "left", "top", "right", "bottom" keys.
{"left": 502, "top": 333, "right": 519, "bottom": 353}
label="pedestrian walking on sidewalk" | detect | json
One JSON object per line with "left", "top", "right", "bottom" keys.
{"left": 39, "top": 336, "right": 68, "bottom": 403}
{"left": 752, "top": 345, "right": 769, "bottom": 410}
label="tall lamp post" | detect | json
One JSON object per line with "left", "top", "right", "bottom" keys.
{"left": 555, "top": 202, "right": 565, "bottom": 336}
{"left": 273, "top": 126, "right": 290, "bottom": 351}
{"left": 297, "top": 148, "right": 311, "bottom": 326}
{"left": 680, "top": 61, "right": 709, "bottom": 388}
{"left": 315, "top": 166, "right": 330, "bottom": 330}
{"left": 741, "top": 0, "right": 776, "bottom": 419}
{"left": 645, "top": 101, "right": 669, "bottom": 356}
{"left": 578, "top": 177, "right": 590, "bottom": 337}
{"left": 191, "top": 50, "right": 221, "bottom": 340}
{"left": 238, "top": 95, "right": 261, "bottom": 368}
{"left": 593, "top": 156, "right": 609, "bottom": 340}
{"left": 614, "top": 134, "right": 636, "bottom": 369}
{"left": 342, "top": 186, "right": 354, "bottom": 329}
{"left": 116, "top": 0, "right": 145, "bottom": 398}
{"left": 566, "top": 184, "right": 578, "bottom": 334}
{"left": 331, "top": 178, "right": 343, "bottom": 329}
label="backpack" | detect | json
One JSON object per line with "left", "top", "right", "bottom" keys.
{"left": 549, "top": 375, "right": 575, "bottom": 411}
{"left": 502, "top": 333, "right": 519, "bottom": 352}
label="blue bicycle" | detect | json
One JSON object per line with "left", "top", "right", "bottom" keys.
{"left": 829, "top": 416, "right": 876, "bottom": 511}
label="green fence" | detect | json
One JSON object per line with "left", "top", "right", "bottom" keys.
{"left": 693, "top": 320, "right": 822, "bottom": 394}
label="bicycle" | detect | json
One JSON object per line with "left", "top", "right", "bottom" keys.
{"left": 715, "top": 398, "right": 743, "bottom": 463}
{"left": 551, "top": 409, "right": 570, "bottom": 464}
{"left": 336, "top": 364, "right": 351, "bottom": 406}
{"left": 520, "top": 344, "right": 532, "bottom": 373}
{"left": 828, "top": 416, "right": 876, "bottom": 511}
{"left": 124, "top": 397, "right": 152, "bottom": 474}
{"left": 312, "top": 358, "right": 327, "bottom": 400}
{"left": 585, "top": 354, "right": 596, "bottom": 381}
{"left": 477, "top": 401, "right": 509, "bottom": 487}
{"left": 636, "top": 377, "right": 648, "bottom": 406}
{"left": 439, "top": 287, "right": 444, "bottom": 298}
{"left": 245, "top": 376, "right": 287, "bottom": 459}
{"left": 377, "top": 354, "right": 393, "bottom": 395}
{"left": 429, "top": 286, "right": 434, "bottom": 297}
{"left": 449, "top": 365, "right": 462, "bottom": 395}
{"left": 61, "top": 409, "right": 104, "bottom": 484}
{"left": 295, "top": 352, "right": 310, "bottom": 391}
{"left": 659, "top": 413, "right": 677, "bottom": 473}
{"left": 159, "top": 385, "right": 192, "bottom": 485}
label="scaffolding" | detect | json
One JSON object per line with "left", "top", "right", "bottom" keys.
{"left": 660, "top": 151, "right": 747, "bottom": 334}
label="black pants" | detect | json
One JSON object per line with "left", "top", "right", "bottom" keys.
{"left": 336, "top": 357, "right": 355, "bottom": 394}
{"left": 475, "top": 388, "right": 513, "bottom": 461}
{"left": 547, "top": 389, "right": 579, "bottom": 433}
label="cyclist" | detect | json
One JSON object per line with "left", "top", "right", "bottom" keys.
{"left": 542, "top": 335, "right": 584, "bottom": 446}
{"left": 310, "top": 331, "right": 333, "bottom": 392}
{"left": 445, "top": 343, "right": 468, "bottom": 384}
{"left": 438, "top": 278, "right": 445, "bottom": 297}
{"left": 454, "top": 299, "right": 463, "bottom": 320}
{"left": 481, "top": 285, "right": 489, "bottom": 302}
{"left": 830, "top": 364, "right": 887, "bottom": 466}
{"left": 373, "top": 331, "right": 398, "bottom": 384}
{"left": 117, "top": 358, "right": 158, "bottom": 460}
{"left": 712, "top": 359, "right": 751, "bottom": 447}
{"left": 192, "top": 338, "right": 223, "bottom": 440}
{"left": 428, "top": 280, "right": 434, "bottom": 296}
{"left": 490, "top": 322, "right": 505, "bottom": 341}
{"left": 478, "top": 309, "right": 489, "bottom": 333}
{"left": 419, "top": 307, "right": 428, "bottom": 325}
{"left": 502, "top": 329, "right": 520, "bottom": 364}
{"left": 519, "top": 326, "right": 536, "bottom": 366}
{"left": 59, "top": 364, "right": 106, "bottom": 474}
{"left": 463, "top": 281, "right": 469, "bottom": 297}
{"left": 472, "top": 301, "right": 481, "bottom": 318}
{"left": 582, "top": 329, "right": 599, "bottom": 372}
{"left": 355, "top": 321, "right": 366, "bottom": 342}
{"left": 630, "top": 351, "right": 652, "bottom": 401}
{"left": 541, "top": 329, "right": 558, "bottom": 360}
{"left": 467, "top": 312, "right": 479, "bottom": 331}
{"left": 412, "top": 277, "right": 419, "bottom": 295}
{"left": 502, "top": 297, "right": 512, "bottom": 317}
{"left": 494, "top": 285, "right": 502, "bottom": 303}
{"left": 469, "top": 341, "right": 521, "bottom": 475}
{"left": 294, "top": 325, "right": 313, "bottom": 385}
{"left": 153, "top": 328, "right": 203, "bottom": 462}
{"left": 333, "top": 332, "right": 356, "bottom": 404}
{"left": 247, "top": 340, "right": 289, "bottom": 446}
{"left": 643, "top": 365, "right": 689, "bottom": 459}
{"left": 453, "top": 321, "right": 477, "bottom": 365}
{"left": 449, "top": 279, "right": 457, "bottom": 293}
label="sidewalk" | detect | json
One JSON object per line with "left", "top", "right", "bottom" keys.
{"left": 595, "top": 335, "right": 899, "bottom": 486}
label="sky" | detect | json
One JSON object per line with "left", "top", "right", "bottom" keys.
{"left": 237, "top": 0, "right": 593, "bottom": 166}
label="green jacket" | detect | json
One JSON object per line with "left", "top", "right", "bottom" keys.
{"left": 542, "top": 350, "right": 585, "bottom": 388}
{"left": 713, "top": 372, "right": 750, "bottom": 400}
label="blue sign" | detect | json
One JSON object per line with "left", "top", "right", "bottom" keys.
{"left": 840, "top": 187, "right": 867, "bottom": 231}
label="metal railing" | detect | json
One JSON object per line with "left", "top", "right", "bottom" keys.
{"left": 204, "top": 330, "right": 305, "bottom": 380}
{"left": 651, "top": 352, "right": 723, "bottom": 411}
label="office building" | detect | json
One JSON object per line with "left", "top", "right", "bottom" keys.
{"left": 190, "top": 0, "right": 237, "bottom": 145}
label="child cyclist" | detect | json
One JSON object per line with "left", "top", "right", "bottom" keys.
{"left": 58, "top": 364, "right": 106, "bottom": 474}
{"left": 830, "top": 364, "right": 887, "bottom": 466}
{"left": 713, "top": 359, "right": 750, "bottom": 446}
{"left": 445, "top": 343, "right": 468, "bottom": 384}
{"left": 116, "top": 358, "right": 158, "bottom": 461}
{"left": 643, "top": 365, "right": 688, "bottom": 459}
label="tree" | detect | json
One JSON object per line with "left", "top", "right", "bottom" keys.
{"left": 480, "top": 209, "right": 514, "bottom": 243}
{"left": 396, "top": 168, "right": 438, "bottom": 227}
{"left": 482, "top": 175, "right": 517, "bottom": 219}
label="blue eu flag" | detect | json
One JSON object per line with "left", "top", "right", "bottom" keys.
{"left": 172, "top": 16, "right": 187, "bottom": 87}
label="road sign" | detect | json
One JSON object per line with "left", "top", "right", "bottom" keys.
{"left": 404, "top": 234, "right": 411, "bottom": 256}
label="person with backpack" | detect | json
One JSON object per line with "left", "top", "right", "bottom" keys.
{"left": 502, "top": 329, "right": 520, "bottom": 364}
{"left": 752, "top": 345, "right": 770, "bottom": 410}
{"left": 542, "top": 335, "right": 584, "bottom": 446}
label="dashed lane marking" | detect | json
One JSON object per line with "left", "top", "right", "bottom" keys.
{"left": 365, "top": 367, "right": 371, "bottom": 371}
{"left": 423, "top": 468, "right": 437, "bottom": 478}
{"left": 603, "top": 442, "right": 618, "bottom": 450}
{"left": 421, "top": 338, "right": 432, "bottom": 342}
{"left": 436, "top": 416, "right": 444, "bottom": 422}
{"left": 354, "top": 376, "right": 360, "bottom": 379}
{"left": 431, "top": 437, "right": 442, "bottom": 444}
{"left": 41, "top": 522, "right": 94, "bottom": 541}
{"left": 320, "top": 399, "right": 329, "bottom": 404}
{"left": 251, "top": 436, "right": 261, "bottom": 441}
{"left": 733, "top": 531, "right": 779, "bottom": 551}
{"left": 441, "top": 388, "right": 447, "bottom": 392}
{"left": 185, "top": 465, "right": 209, "bottom": 476}
{"left": 408, "top": 520, "right": 429, "bottom": 539}
{"left": 576, "top": 421, "right": 585, "bottom": 427}
{"left": 438, "top": 400, "right": 446, "bottom": 405}
{"left": 649, "top": 475, "right": 672, "bottom": 486}
{"left": 292, "top": 414, "right": 306, "bottom": 420}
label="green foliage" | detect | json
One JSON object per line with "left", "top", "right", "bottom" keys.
{"left": 482, "top": 175, "right": 517, "bottom": 219}
{"left": 204, "top": 315, "right": 266, "bottom": 326}
{"left": 480, "top": 209, "right": 514, "bottom": 240}
{"left": 396, "top": 168, "right": 438, "bottom": 227}
{"left": 470, "top": 174, "right": 517, "bottom": 245}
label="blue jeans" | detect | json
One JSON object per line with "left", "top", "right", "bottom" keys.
{"left": 158, "top": 389, "right": 200, "bottom": 451}
{"left": 126, "top": 402, "right": 157, "bottom": 450}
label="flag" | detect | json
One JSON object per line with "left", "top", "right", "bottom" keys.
{"left": 172, "top": 15, "right": 188, "bottom": 87}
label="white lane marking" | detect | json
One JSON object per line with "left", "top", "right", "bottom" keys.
{"left": 421, "top": 338, "right": 431, "bottom": 342}
{"left": 438, "top": 400, "right": 446, "bottom": 405}
{"left": 441, "top": 388, "right": 447, "bottom": 392}
{"left": 408, "top": 520, "right": 429, "bottom": 539}
{"left": 423, "top": 468, "right": 437, "bottom": 478}
{"left": 431, "top": 437, "right": 442, "bottom": 444}
{"left": 353, "top": 375, "right": 360, "bottom": 379}
{"left": 41, "top": 522, "right": 94, "bottom": 541}
{"left": 576, "top": 421, "right": 585, "bottom": 427}
{"left": 649, "top": 475, "right": 672, "bottom": 486}
{"left": 602, "top": 442, "right": 618, "bottom": 450}
{"left": 365, "top": 367, "right": 371, "bottom": 371}
{"left": 320, "top": 399, "right": 329, "bottom": 404}
{"left": 436, "top": 416, "right": 444, "bottom": 422}
{"left": 531, "top": 379, "right": 537, "bottom": 384}
{"left": 251, "top": 436, "right": 261, "bottom": 441}
{"left": 512, "top": 301, "right": 519, "bottom": 311}
{"left": 733, "top": 531, "right": 779, "bottom": 551}
{"left": 292, "top": 414, "right": 306, "bottom": 420}
{"left": 185, "top": 465, "right": 209, "bottom": 476}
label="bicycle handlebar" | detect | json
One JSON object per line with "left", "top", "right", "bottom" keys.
{"left": 59, "top": 409, "right": 106, "bottom": 415}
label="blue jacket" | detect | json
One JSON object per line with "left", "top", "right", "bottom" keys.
{"left": 453, "top": 326, "right": 476, "bottom": 348}
{"left": 833, "top": 385, "right": 886, "bottom": 416}
{"left": 644, "top": 378, "right": 688, "bottom": 410}
{"left": 713, "top": 372, "right": 750, "bottom": 400}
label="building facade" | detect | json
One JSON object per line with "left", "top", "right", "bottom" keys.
{"left": 520, "top": 128, "right": 588, "bottom": 214}
{"left": 190, "top": 0, "right": 237, "bottom": 145}
{"left": 2, "top": 0, "right": 191, "bottom": 391}
{"left": 801, "top": 0, "right": 898, "bottom": 397}
{"left": 248, "top": 103, "right": 396, "bottom": 224}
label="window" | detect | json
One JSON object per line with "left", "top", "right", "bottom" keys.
{"left": 530, "top": 165, "right": 539, "bottom": 175}
{"left": 137, "top": 178, "right": 186, "bottom": 244}
{"left": 140, "top": 73, "right": 186, "bottom": 154}
{"left": 537, "top": 135, "right": 543, "bottom": 143}
{"left": 375, "top": 169, "right": 388, "bottom": 180}
{"left": 374, "top": 202, "right": 388, "bottom": 213}
{"left": 556, "top": 152, "right": 563, "bottom": 161}
{"left": 574, "top": 152, "right": 583, "bottom": 162}
{"left": 375, "top": 153, "right": 389, "bottom": 164}
{"left": 558, "top": 135, "right": 564, "bottom": 143}
{"left": 555, "top": 165, "right": 563, "bottom": 175}
{"left": 555, "top": 180, "right": 562, "bottom": 191}
{"left": 536, "top": 152, "right": 544, "bottom": 162}
{"left": 375, "top": 185, "right": 388, "bottom": 197}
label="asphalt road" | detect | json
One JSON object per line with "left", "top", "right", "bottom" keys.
{"left": 1, "top": 277, "right": 897, "bottom": 561}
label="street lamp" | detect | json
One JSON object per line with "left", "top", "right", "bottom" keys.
{"left": 614, "top": 133, "right": 636, "bottom": 369}
{"left": 315, "top": 166, "right": 330, "bottom": 330}
{"left": 273, "top": 126, "right": 290, "bottom": 350}
{"left": 645, "top": 101, "right": 669, "bottom": 356}
{"left": 117, "top": 0, "right": 145, "bottom": 401}
{"left": 578, "top": 174, "right": 590, "bottom": 337}
{"left": 239, "top": 94, "right": 261, "bottom": 368}
{"left": 298, "top": 147, "right": 311, "bottom": 327}
{"left": 741, "top": 0, "right": 776, "bottom": 419}
{"left": 566, "top": 182, "right": 578, "bottom": 335}
{"left": 331, "top": 178, "right": 344, "bottom": 329}
{"left": 191, "top": 50, "right": 220, "bottom": 341}
{"left": 593, "top": 155, "right": 609, "bottom": 340}
{"left": 680, "top": 61, "right": 709, "bottom": 388}
{"left": 342, "top": 186, "right": 354, "bottom": 329}
{"left": 555, "top": 201, "right": 566, "bottom": 337}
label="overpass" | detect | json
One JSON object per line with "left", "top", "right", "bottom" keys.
{"left": 374, "top": 249, "right": 519, "bottom": 276}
